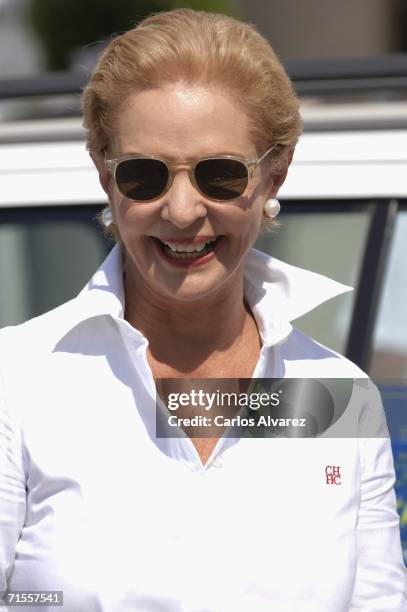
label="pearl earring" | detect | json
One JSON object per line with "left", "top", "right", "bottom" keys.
{"left": 101, "top": 207, "right": 113, "bottom": 227}
{"left": 263, "top": 198, "right": 280, "bottom": 218}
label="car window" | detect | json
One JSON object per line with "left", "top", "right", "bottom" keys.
{"left": 370, "top": 208, "right": 407, "bottom": 378}
{"left": 255, "top": 204, "right": 372, "bottom": 353}
{"left": 0, "top": 201, "right": 384, "bottom": 356}
{"left": 366, "top": 206, "right": 407, "bottom": 564}
{"left": 0, "top": 206, "right": 110, "bottom": 328}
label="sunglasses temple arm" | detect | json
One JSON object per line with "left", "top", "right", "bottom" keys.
{"left": 256, "top": 143, "right": 279, "bottom": 167}
{"left": 104, "top": 159, "right": 117, "bottom": 174}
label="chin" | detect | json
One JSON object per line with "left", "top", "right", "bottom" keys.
{"left": 155, "top": 277, "right": 226, "bottom": 303}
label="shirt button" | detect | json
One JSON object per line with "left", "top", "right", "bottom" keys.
{"left": 212, "top": 455, "right": 224, "bottom": 468}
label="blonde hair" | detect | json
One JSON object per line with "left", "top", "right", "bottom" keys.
{"left": 82, "top": 8, "right": 302, "bottom": 235}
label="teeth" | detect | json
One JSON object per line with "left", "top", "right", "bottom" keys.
{"left": 158, "top": 237, "right": 218, "bottom": 260}
{"left": 162, "top": 239, "right": 215, "bottom": 253}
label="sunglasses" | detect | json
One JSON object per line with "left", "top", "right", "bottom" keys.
{"left": 104, "top": 144, "right": 277, "bottom": 202}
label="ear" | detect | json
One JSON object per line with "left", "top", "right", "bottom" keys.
{"left": 267, "top": 145, "right": 295, "bottom": 198}
{"left": 90, "top": 150, "right": 112, "bottom": 197}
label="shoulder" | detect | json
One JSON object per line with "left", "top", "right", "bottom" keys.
{"left": 281, "top": 326, "right": 368, "bottom": 378}
{"left": 281, "top": 328, "right": 390, "bottom": 438}
{"left": 0, "top": 294, "right": 115, "bottom": 425}
{"left": 0, "top": 297, "right": 83, "bottom": 377}
{"left": 0, "top": 303, "right": 70, "bottom": 424}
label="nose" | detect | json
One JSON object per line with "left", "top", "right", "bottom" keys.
{"left": 160, "top": 169, "right": 207, "bottom": 229}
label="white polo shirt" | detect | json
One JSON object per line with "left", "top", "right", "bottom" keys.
{"left": 0, "top": 245, "right": 406, "bottom": 611}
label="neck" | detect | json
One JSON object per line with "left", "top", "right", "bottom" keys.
{"left": 123, "top": 266, "right": 256, "bottom": 372}
{"left": 125, "top": 275, "right": 247, "bottom": 343}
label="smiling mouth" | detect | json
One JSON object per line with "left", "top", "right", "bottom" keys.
{"left": 155, "top": 237, "right": 221, "bottom": 260}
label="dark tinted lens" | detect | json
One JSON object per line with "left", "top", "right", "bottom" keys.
{"left": 115, "top": 158, "right": 169, "bottom": 201}
{"left": 195, "top": 159, "right": 248, "bottom": 200}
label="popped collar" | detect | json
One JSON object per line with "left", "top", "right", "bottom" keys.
{"left": 59, "top": 242, "right": 353, "bottom": 348}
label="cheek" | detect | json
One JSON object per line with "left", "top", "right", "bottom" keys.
{"left": 112, "top": 198, "right": 157, "bottom": 237}
{"left": 236, "top": 197, "right": 265, "bottom": 241}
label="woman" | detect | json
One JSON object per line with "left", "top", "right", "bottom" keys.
{"left": 0, "top": 9, "right": 405, "bottom": 612}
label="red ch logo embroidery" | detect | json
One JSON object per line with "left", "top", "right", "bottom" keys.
{"left": 325, "top": 465, "right": 342, "bottom": 485}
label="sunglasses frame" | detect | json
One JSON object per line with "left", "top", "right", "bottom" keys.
{"left": 104, "top": 143, "right": 278, "bottom": 202}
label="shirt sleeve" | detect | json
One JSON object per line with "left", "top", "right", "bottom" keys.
{"left": 0, "top": 374, "right": 27, "bottom": 609}
{"left": 349, "top": 380, "right": 407, "bottom": 611}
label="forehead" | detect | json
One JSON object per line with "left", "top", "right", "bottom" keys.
{"left": 113, "top": 84, "right": 256, "bottom": 159}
